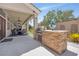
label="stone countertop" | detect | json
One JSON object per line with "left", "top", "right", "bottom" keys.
{"left": 44, "top": 30, "right": 68, "bottom": 32}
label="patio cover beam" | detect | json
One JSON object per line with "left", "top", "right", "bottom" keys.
{"left": 22, "top": 14, "right": 33, "bottom": 25}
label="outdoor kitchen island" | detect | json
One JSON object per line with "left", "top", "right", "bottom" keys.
{"left": 42, "top": 30, "right": 68, "bottom": 54}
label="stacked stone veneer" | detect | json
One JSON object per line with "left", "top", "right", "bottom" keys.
{"left": 42, "top": 30, "right": 68, "bottom": 54}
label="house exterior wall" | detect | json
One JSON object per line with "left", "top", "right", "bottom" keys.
{"left": 55, "top": 20, "right": 79, "bottom": 33}
{"left": 0, "top": 15, "right": 6, "bottom": 39}
{"left": 0, "top": 8, "right": 13, "bottom": 37}
{"left": 6, "top": 20, "right": 15, "bottom": 37}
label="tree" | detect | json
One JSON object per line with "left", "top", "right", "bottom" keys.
{"left": 62, "top": 10, "right": 74, "bottom": 21}
{"left": 43, "top": 9, "right": 74, "bottom": 30}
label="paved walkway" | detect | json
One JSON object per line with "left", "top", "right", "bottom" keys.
{"left": 0, "top": 35, "right": 78, "bottom": 56}
{"left": 67, "top": 42, "right": 79, "bottom": 56}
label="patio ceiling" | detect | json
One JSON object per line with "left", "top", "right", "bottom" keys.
{"left": 5, "top": 9, "right": 32, "bottom": 25}
{"left": 0, "top": 3, "right": 41, "bottom": 25}
{"left": 0, "top": 3, "right": 40, "bottom": 15}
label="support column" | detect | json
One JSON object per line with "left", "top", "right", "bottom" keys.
{"left": 33, "top": 16, "right": 38, "bottom": 39}
{"left": 4, "top": 10, "right": 8, "bottom": 37}
{"left": 34, "top": 17, "right": 38, "bottom": 30}
{"left": 5, "top": 14, "right": 7, "bottom": 37}
{"left": 26, "top": 20, "right": 29, "bottom": 33}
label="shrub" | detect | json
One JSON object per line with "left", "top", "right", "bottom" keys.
{"left": 69, "top": 33, "right": 79, "bottom": 43}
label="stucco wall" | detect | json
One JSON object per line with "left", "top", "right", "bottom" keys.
{"left": 55, "top": 20, "right": 79, "bottom": 33}
{"left": 6, "top": 19, "right": 15, "bottom": 37}
{"left": 6, "top": 30, "right": 11, "bottom": 37}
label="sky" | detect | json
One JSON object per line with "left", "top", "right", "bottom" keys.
{"left": 33, "top": 3, "right": 79, "bottom": 23}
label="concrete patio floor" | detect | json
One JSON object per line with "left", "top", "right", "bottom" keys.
{"left": 0, "top": 35, "right": 78, "bottom": 56}
{"left": 0, "top": 36, "right": 41, "bottom": 56}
